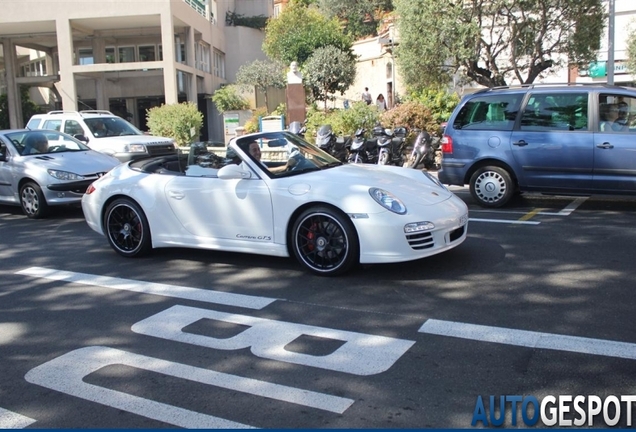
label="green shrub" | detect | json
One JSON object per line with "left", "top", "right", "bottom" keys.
{"left": 146, "top": 102, "right": 203, "bottom": 147}
{"left": 244, "top": 107, "right": 268, "bottom": 133}
{"left": 381, "top": 101, "right": 437, "bottom": 132}
{"left": 405, "top": 88, "right": 460, "bottom": 127}
{"left": 304, "top": 101, "right": 380, "bottom": 139}
{"left": 211, "top": 85, "right": 250, "bottom": 113}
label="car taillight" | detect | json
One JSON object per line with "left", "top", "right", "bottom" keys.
{"left": 441, "top": 135, "right": 453, "bottom": 154}
{"left": 86, "top": 183, "right": 96, "bottom": 194}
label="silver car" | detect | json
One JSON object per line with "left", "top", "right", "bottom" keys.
{"left": 0, "top": 129, "right": 120, "bottom": 218}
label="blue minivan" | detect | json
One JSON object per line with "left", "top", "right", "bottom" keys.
{"left": 438, "top": 84, "right": 636, "bottom": 207}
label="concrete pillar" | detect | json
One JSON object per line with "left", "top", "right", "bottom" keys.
{"left": 92, "top": 37, "right": 108, "bottom": 110}
{"left": 2, "top": 39, "right": 23, "bottom": 128}
{"left": 185, "top": 26, "right": 197, "bottom": 102}
{"left": 55, "top": 18, "right": 77, "bottom": 110}
{"left": 161, "top": 11, "right": 178, "bottom": 104}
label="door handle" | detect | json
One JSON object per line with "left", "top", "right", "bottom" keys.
{"left": 596, "top": 142, "right": 614, "bottom": 149}
{"left": 513, "top": 140, "right": 528, "bottom": 147}
{"left": 168, "top": 190, "right": 185, "bottom": 200}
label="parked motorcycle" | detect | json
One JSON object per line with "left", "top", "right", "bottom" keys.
{"left": 347, "top": 128, "right": 367, "bottom": 163}
{"left": 378, "top": 126, "right": 408, "bottom": 166}
{"left": 315, "top": 124, "right": 348, "bottom": 162}
{"left": 405, "top": 129, "right": 441, "bottom": 170}
{"left": 289, "top": 121, "right": 306, "bottom": 137}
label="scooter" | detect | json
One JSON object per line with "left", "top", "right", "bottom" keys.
{"left": 288, "top": 121, "right": 306, "bottom": 137}
{"left": 348, "top": 128, "right": 367, "bottom": 163}
{"left": 378, "top": 126, "right": 408, "bottom": 166}
{"left": 315, "top": 124, "right": 348, "bottom": 162}
{"left": 405, "top": 129, "right": 441, "bottom": 170}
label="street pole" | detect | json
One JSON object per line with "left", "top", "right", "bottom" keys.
{"left": 607, "top": 0, "right": 615, "bottom": 85}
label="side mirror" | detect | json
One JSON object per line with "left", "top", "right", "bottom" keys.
{"left": 218, "top": 164, "right": 252, "bottom": 180}
{"left": 74, "top": 134, "right": 89, "bottom": 143}
{"left": 0, "top": 148, "right": 6, "bottom": 162}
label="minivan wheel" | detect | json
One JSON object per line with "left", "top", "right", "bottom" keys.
{"left": 469, "top": 166, "right": 514, "bottom": 208}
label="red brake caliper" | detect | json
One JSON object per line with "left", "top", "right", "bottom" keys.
{"left": 306, "top": 222, "right": 317, "bottom": 251}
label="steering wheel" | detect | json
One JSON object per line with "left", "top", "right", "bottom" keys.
{"left": 48, "top": 145, "right": 61, "bottom": 153}
{"left": 285, "top": 153, "right": 304, "bottom": 172}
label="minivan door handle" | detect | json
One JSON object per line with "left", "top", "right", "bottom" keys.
{"left": 513, "top": 140, "right": 528, "bottom": 147}
{"left": 596, "top": 142, "right": 614, "bottom": 149}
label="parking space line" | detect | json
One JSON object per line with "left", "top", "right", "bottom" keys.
{"left": 469, "top": 218, "right": 540, "bottom": 225}
{"left": 420, "top": 319, "right": 636, "bottom": 360}
{"left": 15, "top": 267, "right": 277, "bottom": 310}
{"left": 25, "top": 346, "right": 354, "bottom": 428}
{"left": 537, "top": 197, "right": 588, "bottom": 216}
{"left": 0, "top": 407, "right": 36, "bottom": 429}
{"left": 518, "top": 208, "right": 544, "bottom": 222}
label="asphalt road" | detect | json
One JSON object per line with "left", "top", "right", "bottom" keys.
{"left": 1, "top": 189, "right": 636, "bottom": 428}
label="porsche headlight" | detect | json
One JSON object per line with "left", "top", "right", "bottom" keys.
{"left": 126, "top": 144, "right": 147, "bottom": 153}
{"left": 369, "top": 188, "right": 407, "bottom": 214}
{"left": 47, "top": 169, "right": 85, "bottom": 181}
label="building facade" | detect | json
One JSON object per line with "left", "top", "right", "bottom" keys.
{"left": 0, "top": 0, "right": 273, "bottom": 141}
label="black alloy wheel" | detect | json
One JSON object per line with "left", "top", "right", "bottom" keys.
{"left": 104, "top": 198, "right": 152, "bottom": 257}
{"left": 291, "top": 207, "right": 359, "bottom": 276}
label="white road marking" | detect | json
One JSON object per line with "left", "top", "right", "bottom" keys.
{"left": 16, "top": 267, "right": 276, "bottom": 310}
{"left": 420, "top": 319, "right": 636, "bottom": 360}
{"left": 0, "top": 408, "right": 36, "bottom": 429}
{"left": 25, "top": 346, "right": 355, "bottom": 428}
{"left": 132, "top": 305, "right": 415, "bottom": 376}
{"left": 469, "top": 218, "right": 540, "bottom": 225}
{"left": 538, "top": 197, "right": 589, "bottom": 216}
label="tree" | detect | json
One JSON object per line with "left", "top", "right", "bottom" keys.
{"left": 627, "top": 30, "right": 636, "bottom": 77}
{"left": 263, "top": 2, "right": 353, "bottom": 66}
{"left": 303, "top": 46, "right": 357, "bottom": 110}
{"left": 146, "top": 102, "right": 203, "bottom": 147}
{"left": 394, "top": 0, "right": 605, "bottom": 89}
{"left": 0, "top": 86, "right": 41, "bottom": 129}
{"left": 317, "top": 0, "right": 393, "bottom": 39}
{"left": 210, "top": 85, "right": 250, "bottom": 113}
{"left": 235, "top": 59, "right": 287, "bottom": 109}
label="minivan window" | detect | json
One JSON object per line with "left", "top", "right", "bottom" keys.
{"left": 520, "top": 92, "right": 588, "bottom": 131}
{"left": 452, "top": 94, "right": 520, "bottom": 131}
{"left": 25, "top": 118, "right": 41, "bottom": 130}
{"left": 599, "top": 93, "right": 635, "bottom": 133}
{"left": 42, "top": 119, "right": 62, "bottom": 132}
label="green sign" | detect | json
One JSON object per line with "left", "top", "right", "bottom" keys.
{"left": 588, "top": 61, "right": 607, "bottom": 78}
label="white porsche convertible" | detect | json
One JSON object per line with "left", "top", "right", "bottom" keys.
{"left": 82, "top": 131, "right": 468, "bottom": 276}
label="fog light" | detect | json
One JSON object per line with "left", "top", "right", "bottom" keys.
{"left": 404, "top": 222, "right": 435, "bottom": 233}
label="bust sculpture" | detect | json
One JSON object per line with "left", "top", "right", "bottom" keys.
{"left": 287, "top": 61, "right": 302, "bottom": 84}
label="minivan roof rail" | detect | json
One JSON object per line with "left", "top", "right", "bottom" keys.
{"left": 474, "top": 82, "right": 626, "bottom": 94}
{"left": 79, "top": 110, "right": 114, "bottom": 115}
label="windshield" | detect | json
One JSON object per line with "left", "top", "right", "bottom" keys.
{"left": 84, "top": 117, "right": 142, "bottom": 138}
{"left": 7, "top": 131, "right": 90, "bottom": 156}
{"left": 235, "top": 131, "right": 342, "bottom": 178}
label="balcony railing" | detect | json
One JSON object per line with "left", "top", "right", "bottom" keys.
{"left": 183, "top": 0, "right": 214, "bottom": 21}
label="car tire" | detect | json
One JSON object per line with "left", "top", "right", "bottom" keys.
{"left": 469, "top": 166, "right": 514, "bottom": 208}
{"left": 291, "top": 206, "right": 359, "bottom": 276}
{"left": 20, "top": 182, "right": 49, "bottom": 219}
{"left": 104, "top": 198, "right": 152, "bottom": 257}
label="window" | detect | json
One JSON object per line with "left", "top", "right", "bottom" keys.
{"left": 213, "top": 50, "right": 225, "bottom": 79}
{"left": 599, "top": 93, "right": 635, "bottom": 133}
{"left": 63, "top": 120, "right": 85, "bottom": 136}
{"left": 520, "top": 92, "right": 588, "bottom": 131}
{"left": 78, "top": 48, "right": 94, "bottom": 65}
{"left": 105, "top": 47, "right": 116, "bottom": 64}
{"left": 118, "top": 46, "right": 135, "bottom": 63}
{"left": 42, "top": 120, "right": 62, "bottom": 132}
{"left": 138, "top": 45, "right": 156, "bottom": 62}
{"left": 196, "top": 42, "right": 210, "bottom": 72}
{"left": 452, "top": 94, "right": 521, "bottom": 131}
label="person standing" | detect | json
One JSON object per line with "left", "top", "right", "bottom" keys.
{"left": 376, "top": 93, "right": 387, "bottom": 111}
{"left": 361, "top": 87, "right": 372, "bottom": 105}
